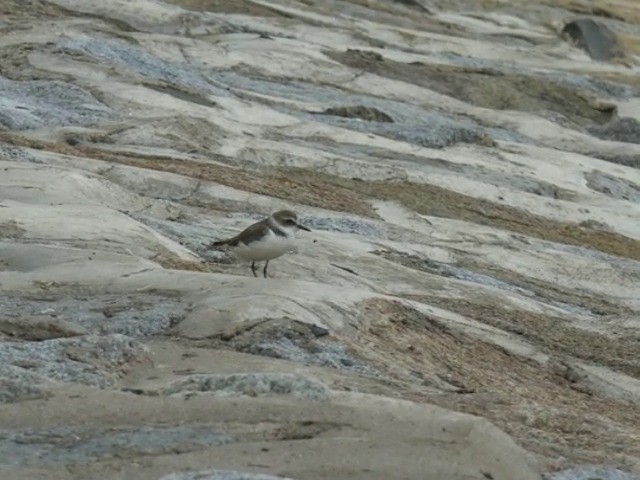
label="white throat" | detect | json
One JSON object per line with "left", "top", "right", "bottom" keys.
{"left": 277, "top": 224, "right": 297, "bottom": 237}
{"left": 269, "top": 217, "right": 296, "bottom": 237}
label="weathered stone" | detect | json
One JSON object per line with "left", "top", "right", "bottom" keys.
{"left": 0, "top": 294, "right": 187, "bottom": 338}
{"left": 159, "top": 471, "right": 294, "bottom": 480}
{"left": 0, "top": 0, "right": 639, "bottom": 478}
{"left": 0, "top": 425, "right": 232, "bottom": 466}
{"left": 0, "top": 77, "right": 113, "bottom": 130}
{"left": 391, "top": 0, "right": 433, "bottom": 14}
{"left": 585, "top": 170, "right": 640, "bottom": 202}
{"left": 161, "top": 373, "right": 331, "bottom": 400}
{"left": 0, "top": 334, "right": 149, "bottom": 397}
{"left": 589, "top": 117, "right": 640, "bottom": 144}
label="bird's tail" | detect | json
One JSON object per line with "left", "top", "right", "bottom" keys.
{"left": 207, "top": 233, "right": 240, "bottom": 249}
{"left": 207, "top": 239, "right": 230, "bottom": 249}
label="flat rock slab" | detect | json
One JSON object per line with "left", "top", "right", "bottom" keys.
{"left": 159, "top": 372, "right": 332, "bottom": 401}
{"left": 0, "top": 315, "right": 86, "bottom": 341}
{"left": 0, "top": 334, "right": 148, "bottom": 402}
{"left": 1, "top": 0, "right": 640, "bottom": 477}
{"left": 0, "top": 389, "right": 541, "bottom": 480}
{"left": 0, "top": 77, "right": 113, "bottom": 130}
{"left": 589, "top": 117, "right": 640, "bottom": 144}
{"left": 0, "top": 293, "right": 188, "bottom": 338}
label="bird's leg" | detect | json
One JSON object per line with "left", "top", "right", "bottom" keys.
{"left": 263, "top": 260, "right": 269, "bottom": 278}
{"left": 251, "top": 261, "right": 258, "bottom": 277}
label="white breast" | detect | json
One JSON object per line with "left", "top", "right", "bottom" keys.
{"left": 234, "top": 229, "right": 296, "bottom": 261}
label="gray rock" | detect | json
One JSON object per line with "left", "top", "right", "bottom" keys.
{"left": 391, "top": 0, "right": 433, "bottom": 14}
{"left": 209, "top": 71, "right": 508, "bottom": 148}
{"left": 331, "top": 112, "right": 492, "bottom": 148}
{"left": 0, "top": 76, "right": 113, "bottom": 130}
{"left": 544, "top": 466, "right": 640, "bottom": 480}
{"left": 221, "top": 319, "right": 379, "bottom": 377}
{"left": 60, "top": 37, "right": 229, "bottom": 98}
{"left": 0, "top": 220, "right": 26, "bottom": 239}
{"left": 0, "top": 334, "right": 148, "bottom": 395}
{"left": 585, "top": 170, "right": 640, "bottom": 202}
{"left": 0, "top": 146, "right": 39, "bottom": 163}
{"left": 375, "top": 249, "right": 597, "bottom": 317}
{"left": 162, "top": 373, "right": 331, "bottom": 401}
{"left": 578, "top": 219, "right": 613, "bottom": 232}
{"left": 589, "top": 117, "right": 640, "bottom": 144}
{"left": 0, "top": 315, "right": 87, "bottom": 341}
{"left": 159, "top": 470, "right": 294, "bottom": 480}
{"left": 536, "top": 71, "right": 635, "bottom": 99}
{"left": 0, "top": 379, "right": 52, "bottom": 404}
{"left": 562, "top": 19, "right": 624, "bottom": 61}
{"left": 300, "top": 215, "right": 384, "bottom": 238}
{"left": 0, "top": 293, "right": 187, "bottom": 337}
{"left": 134, "top": 216, "right": 233, "bottom": 258}
{"left": 317, "top": 105, "right": 394, "bottom": 123}
{"left": 243, "top": 336, "right": 379, "bottom": 377}
{"left": 0, "top": 425, "right": 232, "bottom": 467}
{"left": 376, "top": 248, "right": 547, "bottom": 299}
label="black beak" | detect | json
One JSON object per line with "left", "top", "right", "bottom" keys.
{"left": 296, "top": 223, "right": 311, "bottom": 232}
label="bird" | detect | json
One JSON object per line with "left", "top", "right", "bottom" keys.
{"left": 209, "top": 210, "right": 311, "bottom": 278}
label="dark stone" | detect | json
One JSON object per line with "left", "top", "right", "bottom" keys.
{"left": 562, "top": 19, "right": 624, "bottom": 61}
{"left": 339, "top": 358, "right": 354, "bottom": 367}
{"left": 391, "top": 0, "right": 433, "bottom": 14}
{"left": 329, "top": 263, "right": 359, "bottom": 276}
{"left": 310, "top": 324, "right": 330, "bottom": 337}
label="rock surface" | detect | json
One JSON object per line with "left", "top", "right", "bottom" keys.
{"left": 159, "top": 472, "right": 295, "bottom": 480}
{"left": 1, "top": 0, "right": 640, "bottom": 479}
{"left": 562, "top": 18, "right": 625, "bottom": 61}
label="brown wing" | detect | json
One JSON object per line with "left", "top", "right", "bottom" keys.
{"left": 210, "top": 219, "right": 268, "bottom": 247}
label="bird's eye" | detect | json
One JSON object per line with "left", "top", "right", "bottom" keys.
{"left": 286, "top": 219, "right": 296, "bottom": 225}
